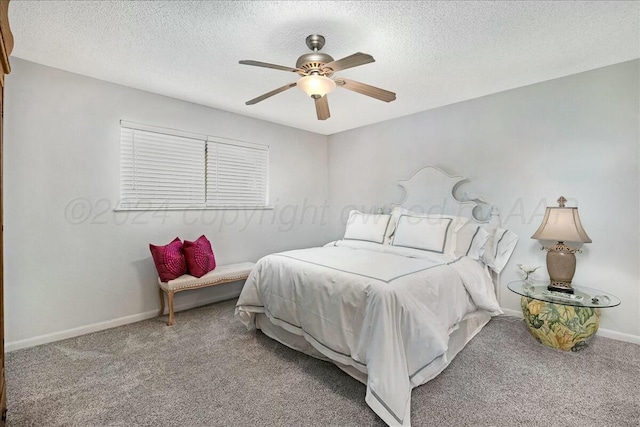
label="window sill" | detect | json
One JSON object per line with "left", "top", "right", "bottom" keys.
{"left": 113, "top": 206, "right": 275, "bottom": 212}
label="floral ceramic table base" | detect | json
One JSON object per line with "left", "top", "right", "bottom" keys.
{"left": 520, "top": 297, "right": 601, "bottom": 351}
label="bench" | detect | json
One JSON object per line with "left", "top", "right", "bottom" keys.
{"left": 158, "top": 262, "right": 255, "bottom": 326}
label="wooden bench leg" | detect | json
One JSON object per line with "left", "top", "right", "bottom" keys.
{"left": 158, "top": 287, "right": 165, "bottom": 317}
{"left": 167, "top": 290, "right": 175, "bottom": 326}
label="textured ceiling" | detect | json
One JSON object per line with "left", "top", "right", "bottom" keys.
{"left": 8, "top": 1, "right": 640, "bottom": 135}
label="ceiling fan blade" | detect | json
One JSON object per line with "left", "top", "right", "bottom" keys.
{"left": 322, "top": 52, "right": 374, "bottom": 73}
{"left": 239, "top": 60, "right": 303, "bottom": 74}
{"left": 315, "top": 95, "right": 330, "bottom": 120}
{"left": 245, "top": 82, "right": 297, "bottom": 105}
{"left": 335, "top": 77, "right": 396, "bottom": 102}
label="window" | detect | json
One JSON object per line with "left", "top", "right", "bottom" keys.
{"left": 206, "top": 137, "right": 269, "bottom": 208}
{"left": 119, "top": 121, "right": 268, "bottom": 209}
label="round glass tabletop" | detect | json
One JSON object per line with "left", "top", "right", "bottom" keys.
{"left": 507, "top": 280, "right": 620, "bottom": 308}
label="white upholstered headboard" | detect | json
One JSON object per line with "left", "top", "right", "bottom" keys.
{"left": 392, "top": 166, "right": 500, "bottom": 227}
{"left": 391, "top": 166, "right": 503, "bottom": 297}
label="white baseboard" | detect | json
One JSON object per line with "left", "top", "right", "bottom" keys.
{"left": 499, "top": 307, "right": 640, "bottom": 345}
{"left": 6, "top": 289, "right": 242, "bottom": 352}
{"left": 500, "top": 308, "right": 523, "bottom": 318}
{"left": 593, "top": 327, "right": 640, "bottom": 345}
{"left": 7, "top": 297, "right": 638, "bottom": 352}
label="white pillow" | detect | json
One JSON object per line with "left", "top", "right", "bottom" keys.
{"left": 391, "top": 214, "right": 455, "bottom": 254}
{"left": 481, "top": 227, "right": 519, "bottom": 273}
{"left": 467, "top": 227, "right": 491, "bottom": 260}
{"left": 493, "top": 228, "right": 519, "bottom": 272}
{"left": 454, "top": 223, "right": 490, "bottom": 259}
{"left": 384, "top": 206, "right": 405, "bottom": 244}
{"left": 344, "top": 210, "right": 392, "bottom": 244}
{"left": 387, "top": 206, "right": 469, "bottom": 241}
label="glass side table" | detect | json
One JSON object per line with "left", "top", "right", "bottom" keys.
{"left": 507, "top": 281, "right": 620, "bottom": 352}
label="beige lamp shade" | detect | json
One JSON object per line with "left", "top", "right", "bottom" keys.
{"left": 531, "top": 207, "right": 592, "bottom": 243}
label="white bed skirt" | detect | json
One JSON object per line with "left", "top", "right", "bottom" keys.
{"left": 255, "top": 310, "right": 491, "bottom": 389}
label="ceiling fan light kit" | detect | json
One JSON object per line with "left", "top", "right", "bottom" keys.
{"left": 297, "top": 75, "right": 336, "bottom": 98}
{"left": 240, "top": 34, "right": 396, "bottom": 121}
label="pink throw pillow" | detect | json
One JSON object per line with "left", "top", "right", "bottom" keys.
{"left": 183, "top": 235, "right": 216, "bottom": 278}
{"left": 149, "top": 237, "right": 187, "bottom": 282}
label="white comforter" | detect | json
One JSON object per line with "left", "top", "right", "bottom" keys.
{"left": 236, "top": 240, "right": 502, "bottom": 426}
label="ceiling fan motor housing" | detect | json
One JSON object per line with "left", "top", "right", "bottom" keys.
{"left": 296, "top": 52, "right": 334, "bottom": 75}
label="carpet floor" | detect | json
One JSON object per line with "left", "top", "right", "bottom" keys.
{"left": 5, "top": 299, "right": 640, "bottom": 426}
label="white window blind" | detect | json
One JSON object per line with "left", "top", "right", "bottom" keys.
{"left": 119, "top": 122, "right": 268, "bottom": 210}
{"left": 206, "top": 138, "right": 269, "bottom": 208}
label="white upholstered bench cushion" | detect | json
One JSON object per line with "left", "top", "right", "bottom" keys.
{"left": 158, "top": 262, "right": 255, "bottom": 291}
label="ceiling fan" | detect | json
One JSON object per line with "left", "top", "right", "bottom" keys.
{"left": 239, "top": 34, "right": 396, "bottom": 121}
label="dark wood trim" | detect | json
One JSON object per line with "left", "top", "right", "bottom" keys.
{"left": 0, "top": 1, "right": 13, "bottom": 425}
{"left": 0, "top": 0, "right": 11, "bottom": 77}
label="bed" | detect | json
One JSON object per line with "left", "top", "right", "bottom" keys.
{"left": 235, "top": 166, "right": 518, "bottom": 426}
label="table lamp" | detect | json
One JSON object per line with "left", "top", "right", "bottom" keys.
{"left": 531, "top": 196, "right": 592, "bottom": 293}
